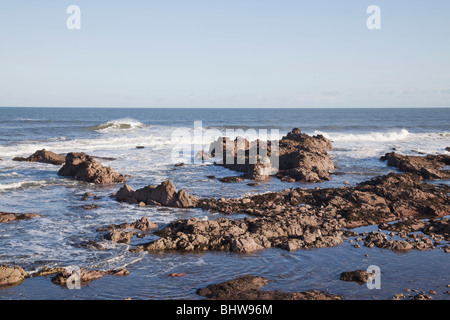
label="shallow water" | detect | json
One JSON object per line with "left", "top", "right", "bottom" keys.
{"left": 0, "top": 107, "right": 449, "bottom": 299}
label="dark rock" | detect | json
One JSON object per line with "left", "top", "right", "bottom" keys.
{"left": 104, "top": 229, "right": 134, "bottom": 243}
{"left": 168, "top": 273, "right": 187, "bottom": 278}
{"left": 209, "top": 128, "right": 335, "bottom": 182}
{"left": 134, "top": 214, "right": 343, "bottom": 253}
{"left": 340, "top": 270, "right": 371, "bottom": 285}
{"left": 33, "top": 267, "right": 66, "bottom": 277}
{"left": 13, "top": 149, "right": 65, "bottom": 165}
{"left": 115, "top": 180, "right": 199, "bottom": 208}
{"left": 82, "top": 204, "right": 98, "bottom": 210}
{"left": 381, "top": 152, "right": 450, "bottom": 180}
{"left": 0, "top": 212, "right": 42, "bottom": 224}
{"left": 51, "top": 268, "right": 129, "bottom": 286}
{"left": 363, "top": 231, "right": 413, "bottom": 252}
{"left": 99, "top": 217, "right": 158, "bottom": 243}
{"left": 219, "top": 176, "right": 244, "bottom": 183}
{"left": 136, "top": 146, "right": 145, "bottom": 149}
{"left": 175, "top": 162, "right": 185, "bottom": 167}
{"left": 0, "top": 265, "right": 29, "bottom": 287}
{"left": 196, "top": 275, "right": 342, "bottom": 300}
{"left": 58, "top": 152, "right": 126, "bottom": 184}
{"left": 98, "top": 216, "right": 158, "bottom": 233}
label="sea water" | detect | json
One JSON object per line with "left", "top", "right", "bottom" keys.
{"left": 0, "top": 107, "right": 449, "bottom": 299}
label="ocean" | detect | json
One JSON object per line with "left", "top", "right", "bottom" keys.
{"left": 0, "top": 107, "right": 449, "bottom": 299}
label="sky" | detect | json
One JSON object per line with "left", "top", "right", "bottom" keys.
{"left": 0, "top": 0, "right": 449, "bottom": 108}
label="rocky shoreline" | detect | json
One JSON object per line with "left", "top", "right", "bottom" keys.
{"left": 1, "top": 128, "right": 449, "bottom": 299}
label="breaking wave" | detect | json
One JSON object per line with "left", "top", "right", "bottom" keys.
{"left": 90, "top": 118, "right": 147, "bottom": 133}
{"left": 315, "top": 129, "right": 450, "bottom": 143}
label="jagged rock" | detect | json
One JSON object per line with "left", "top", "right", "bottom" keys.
{"left": 0, "top": 212, "right": 42, "bottom": 224}
{"left": 104, "top": 229, "right": 135, "bottom": 243}
{"left": 58, "top": 152, "right": 126, "bottom": 184}
{"left": 199, "top": 171, "right": 449, "bottom": 229}
{"left": 33, "top": 267, "right": 66, "bottom": 277}
{"left": 219, "top": 176, "right": 244, "bottom": 183}
{"left": 208, "top": 128, "right": 335, "bottom": 182}
{"left": 340, "top": 270, "right": 371, "bottom": 285}
{"left": 13, "top": 149, "right": 65, "bottom": 165}
{"left": 134, "top": 214, "right": 343, "bottom": 253}
{"left": 0, "top": 265, "right": 29, "bottom": 287}
{"left": 98, "top": 217, "right": 158, "bottom": 243}
{"left": 196, "top": 275, "right": 342, "bottom": 300}
{"left": 116, "top": 180, "right": 198, "bottom": 208}
{"left": 277, "top": 128, "right": 335, "bottom": 182}
{"left": 363, "top": 231, "right": 413, "bottom": 251}
{"left": 381, "top": 152, "right": 450, "bottom": 180}
{"left": 51, "top": 268, "right": 129, "bottom": 286}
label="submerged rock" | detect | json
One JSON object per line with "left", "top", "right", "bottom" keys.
{"left": 58, "top": 152, "right": 126, "bottom": 184}
{"left": 0, "top": 265, "right": 29, "bottom": 287}
{"left": 219, "top": 176, "right": 244, "bottom": 183}
{"left": 33, "top": 267, "right": 66, "bottom": 277}
{"left": 51, "top": 268, "right": 129, "bottom": 286}
{"left": 196, "top": 275, "right": 342, "bottom": 300}
{"left": 13, "top": 149, "right": 66, "bottom": 165}
{"left": 98, "top": 217, "right": 158, "bottom": 243}
{"left": 115, "top": 180, "right": 199, "bottom": 208}
{"left": 104, "top": 229, "right": 135, "bottom": 243}
{"left": 340, "top": 270, "right": 371, "bottom": 285}
{"left": 0, "top": 212, "right": 42, "bottom": 224}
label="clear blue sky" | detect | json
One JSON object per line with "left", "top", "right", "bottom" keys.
{"left": 1, "top": 0, "right": 449, "bottom": 108}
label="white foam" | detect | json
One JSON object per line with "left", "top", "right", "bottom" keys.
{"left": 0, "top": 180, "right": 50, "bottom": 191}
{"left": 315, "top": 129, "right": 450, "bottom": 143}
{"left": 92, "top": 118, "right": 147, "bottom": 133}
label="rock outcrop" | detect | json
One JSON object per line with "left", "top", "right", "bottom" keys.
{"left": 381, "top": 152, "right": 450, "bottom": 180}
{"left": 98, "top": 217, "right": 158, "bottom": 243}
{"left": 340, "top": 270, "right": 372, "bottom": 285}
{"left": 51, "top": 268, "right": 129, "bottom": 286}
{"left": 276, "top": 128, "right": 335, "bottom": 182}
{"left": 13, "top": 149, "right": 66, "bottom": 165}
{"left": 196, "top": 275, "right": 342, "bottom": 300}
{"left": 58, "top": 152, "right": 126, "bottom": 184}
{"left": 133, "top": 213, "right": 344, "bottom": 253}
{"left": 200, "top": 172, "right": 450, "bottom": 228}
{"left": 115, "top": 180, "right": 199, "bottom": 208}
{"left": 0, "top": 265, "right": 29, "bottom": 287}
{"left": 0, "top": 212, "right": 42, "bottom": 224}
{"left": 208, "top": 128, "right": 335, "bottom": 182}
{"left": 128, "top": 168, "right": 449, "bottom": 254}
